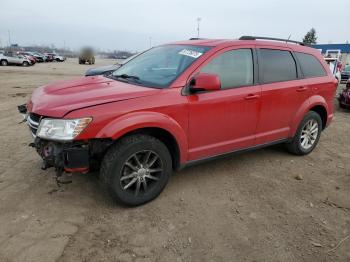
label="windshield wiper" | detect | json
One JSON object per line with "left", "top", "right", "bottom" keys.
{"left": 114, "top": 74, "right": 140, "bottom": 81}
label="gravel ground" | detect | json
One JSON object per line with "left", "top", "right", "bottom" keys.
{"left": 0, "top": 59, "right": 349, "bottom": 262}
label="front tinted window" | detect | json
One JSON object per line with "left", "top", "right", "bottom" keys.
{"left": 201, "top": 49, "right": 253, "bottom": 89}
{"left": 295, "top": 52, "right": 326, "bottom": 78}
{"left": 112, "top": 45, "right": 210, "bottom": 88}
{"left": 259, "top": 49, "right": 297, "bottom": 83}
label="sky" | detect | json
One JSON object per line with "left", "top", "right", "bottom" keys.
{"left": 0, "top": 0, "right": 349, "bottom": 52}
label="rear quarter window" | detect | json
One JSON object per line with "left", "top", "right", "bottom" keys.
{"left": 295, "top": 52, "right": 327, "bottom": 78}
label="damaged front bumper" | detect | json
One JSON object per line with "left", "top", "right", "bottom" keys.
{"left": 31, "top": 138, "right": 90, "bottom": 173}
{"left": 18, "top": 104, "right": 111, "bottom": 175}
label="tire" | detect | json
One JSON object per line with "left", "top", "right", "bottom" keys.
{"left": 22, "top": 61, "right": 29, "bottom": 67}
{"left": 286, "top": 111, "right": 322, "bottom": 155}
{"left": 56, "top": 58, "right": 60, "bottom": 62}
{"left": 100, "top": 134, "right": 172, "bottom": 206}
{"left": 1, "top": 60, "right": 8, "bottom": 66}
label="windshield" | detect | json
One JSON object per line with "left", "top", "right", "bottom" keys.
{"left": 110, "top": 45, "right": 211, "bottom": 88}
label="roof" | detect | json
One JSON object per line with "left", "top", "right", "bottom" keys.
{"left": 312, "top": 44, "right": 350, "bottom": 53}
{"left": 169, "top": 39, "right": 229, "bottom": 46}
{"left": 168, "top": 39, "right": 319, "bottom": 55}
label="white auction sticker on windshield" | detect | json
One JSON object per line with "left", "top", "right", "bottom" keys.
{"left": 178, "top": 49, "right": 203, "bottom": 58}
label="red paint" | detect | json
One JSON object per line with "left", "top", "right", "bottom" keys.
{"left": 28, "top": 39, "right": 337, "bottom": 165}
{"left": 64, "top": 167, "right": 89, "bottom": 173}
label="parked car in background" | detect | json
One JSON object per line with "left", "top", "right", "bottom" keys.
{"left": 23, "top": 55, "right": 36, "bottom": 65}
{"left": 33, "top": 52, "right": 49, "bottom": 62}
{"left": 341, "top": 65, "right": 350, "bottom": 82}
{"left": 23, "top": 52, "right": 45, "bottom": 62}
{"left": 19, "top": 36, "right": 337, "bottom": 206}
{"left": 338, "top": 78, "right": 350, "bottom": 108}
{"left": 0, "top": 51, "right": 32, "bottom": 66}
{"left": 324, "top": 57, "right": 341, "bottom": 84}
{"left": 17, "top": 52, "right": 36, "bottom": 64}
{"left": 45, "top": 53, "right": 66, "bottom": 62}
{"left": 79, "top": 48, "right": 95, "bottom": 64}
{"left": 43, "top": 53, "right": 54, "bottom": 62}
{"left": 85, "top": 53, "right": 139, "bottom": 76}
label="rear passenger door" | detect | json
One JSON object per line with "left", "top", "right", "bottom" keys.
{"left": 255, "top": 47, "right": 311, "bottom": 144}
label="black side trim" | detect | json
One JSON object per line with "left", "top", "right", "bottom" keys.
{"left": 179, "top": 138, "right": 289, "bottom": 170}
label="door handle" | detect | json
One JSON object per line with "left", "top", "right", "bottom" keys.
{"left": 244, "top": 94, "right": 260, "bottom": 100}
{"left": 296, "top": 86, "right": 308, "bottom": 92}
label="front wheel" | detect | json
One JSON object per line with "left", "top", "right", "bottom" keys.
{"left": 22, "top": 61, "right": 29, "bottom": 67}
{"left": 286, "top": 111, "right": 322, "bottom": 155}
{"left": 1, "top": 60, "right": 8, "bottom": 66}
{"left": 100, "top": 134, "right": 172, "bottom": 206}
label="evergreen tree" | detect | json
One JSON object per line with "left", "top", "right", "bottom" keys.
{"left": 303, "top": 28, "right": 317, "bottom": 45}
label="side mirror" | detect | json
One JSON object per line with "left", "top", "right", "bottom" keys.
{"left": 189, "top": 73, "right": 221, "bottom": 92}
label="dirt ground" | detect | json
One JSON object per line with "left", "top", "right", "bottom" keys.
{"left": 0, "top": 58, "right": 349, "bottom": 262}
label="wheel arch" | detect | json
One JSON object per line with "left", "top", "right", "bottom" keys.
{"left": 117, "top": 127, "right": 181, "bottom": 170}
{"left": 290, "top": 96, "right": 329, "bottom": 137}
{"left": 94, "top": 112, "right": 188, "bottom": 168}
{"left": 309, "top": 105, "right": 327, "bottom": 129}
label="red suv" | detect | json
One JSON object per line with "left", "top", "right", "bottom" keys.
{"left": 19, "top": 36, "right": 337, "bottom": 206}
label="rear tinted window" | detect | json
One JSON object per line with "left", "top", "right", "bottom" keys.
{"left": 259, "top": 49, "right": 297, "bottom": 83}
{"left": 295, "top": 52, "right": 326, "bottom": 78}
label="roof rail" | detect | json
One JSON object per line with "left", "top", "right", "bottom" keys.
{"left": 189, "top": 38, "right": 207, "bottom": 40}
{"left": 239, "top": 36, "right": 306, "bottom": 46}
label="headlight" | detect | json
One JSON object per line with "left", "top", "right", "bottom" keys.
{"left": 37, "top": 117, "right": 92, "bottom": 141}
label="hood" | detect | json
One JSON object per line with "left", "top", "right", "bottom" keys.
{"left": 28, "top": 75, "right": 160, "bottom": 117}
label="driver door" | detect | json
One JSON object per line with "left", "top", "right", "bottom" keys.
{"left": 187, "top": 47, "right": 261, "bottom": 161}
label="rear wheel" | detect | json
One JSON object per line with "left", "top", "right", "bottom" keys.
{"left": 100, "top": 134, "right": 172, "bottom": 206}
{"left": 286, "top": 111, "right": 322, "bottom": 155}
{"left": 1, "top": 60, "right": 8, "bottom": 66}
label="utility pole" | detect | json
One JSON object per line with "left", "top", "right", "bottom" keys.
{"left": 149, "top": 37, "right": 152, "bottom": 48}
{"left": 196, "top": 17, "right": 202, "bottom": 38}
{"left": 8, "top": 30, "right": 11, "bottom": 46}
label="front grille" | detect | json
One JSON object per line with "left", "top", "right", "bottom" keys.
{"left": 27, "top": 113, "right": 41, "bottom": 137}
